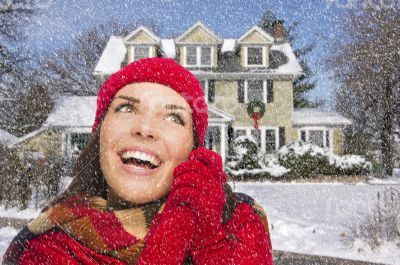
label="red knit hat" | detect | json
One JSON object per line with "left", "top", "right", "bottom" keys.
{"left": 92, "top": 58, "right": 208, "bottom": 146}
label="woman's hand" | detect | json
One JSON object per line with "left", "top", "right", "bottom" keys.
{"left": 164, "top": 147, "right": 227, "bottom": 253}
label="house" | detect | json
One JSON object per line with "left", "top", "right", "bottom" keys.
{"left": 10, "top": 21, "right": 351, "bottom": 164}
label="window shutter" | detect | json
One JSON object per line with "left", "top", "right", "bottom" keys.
{"left": 208, "top": 80, "right": 215, "bottom": 103}
{"left": 267, "top": 80, "right": 274, "bottom": 103}
{"left": 325, "top": 130, "right": 330, "bottom": 148}
{"left": 301, "top": 130, "right": 306, "bottom": 142}
{"left": 238, "top": 80, "right": 244, "bottom": 103}
{"left": 279, "top": 127, "right": 286, "bottom": 148}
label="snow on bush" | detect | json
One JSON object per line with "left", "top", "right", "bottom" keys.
{"left": 226, "top": 139, "right": 371, "bottom": 180}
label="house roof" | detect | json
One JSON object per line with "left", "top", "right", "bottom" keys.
{"left": 160, "top": 39, "right": 176, "bottom": 58}
{"left": 123, "top": 26, "right": 160, "bottom": 43}
{"left": 270, "top": 43, "right": 302, "bottom": 75}
{"left": 8, "top": 127, "right": 47, "bottom": 147}
{"left": 94, "top": 36, "right": 127, "bottom": 75}
{"left": 293, "top": 109, "right": 352, "bottom": 127}
{"left": 175, "top": 21, "right": 222, "bottom": 44}
{"left": 221, "top": 39, "right": 236, "bottom": 53}
{"left": 237, "top": 25, "right": 274, "bottom": 44}
{"left": 43, "top": 96, "right": 97, "bottom": 128}
{"left": 0, "top": 128, "right": 18, "bottom": 146}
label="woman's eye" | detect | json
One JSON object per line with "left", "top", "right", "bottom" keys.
{"left": 165, "top": 113, "right": 185, "bottom": 126}
{"left": 115, "top": 104, "right": 135, "bottom": 113}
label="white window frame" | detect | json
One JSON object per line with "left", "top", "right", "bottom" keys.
{"left": 184, "top": 45, "right": 213, "bottom": 67}
{"left": 234, "top": 126, "right": 279, "bottom": 153}
{"left": 244, "top": 80, "right": 267, "bottom": 103}
{"left": 298, "top": 127, "right": 332, "bottom": 150}
{"left": 131, "top": 45, "right": 153, "bottom": 62}
{"left": 245, "top": 45, "right": 266, "bottom": 67}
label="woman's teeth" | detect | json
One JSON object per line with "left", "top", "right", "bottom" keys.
{"left": 120, "top": 151, "right": 161, "bottom": 168}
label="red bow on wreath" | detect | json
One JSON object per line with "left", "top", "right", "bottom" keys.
{"left": 247, "top": 101, "right": 266, "bottom": 129}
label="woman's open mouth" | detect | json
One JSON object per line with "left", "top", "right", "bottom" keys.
{"left": 119, "top": 150, "right": 163, "bottom": 175}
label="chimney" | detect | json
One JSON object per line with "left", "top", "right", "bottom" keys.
{"left": 273, "top": 20, "right": 285, "bottom": 42}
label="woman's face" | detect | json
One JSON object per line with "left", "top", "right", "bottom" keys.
{"left": 100, "top": 82, "right": 194, "bottom": 204}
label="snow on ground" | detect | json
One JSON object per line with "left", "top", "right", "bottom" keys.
{"left": 0, "top": 182, "right": 399, "bottom": 264}
{"left": 230, "top": 182, "right": 400, "bottom": 265}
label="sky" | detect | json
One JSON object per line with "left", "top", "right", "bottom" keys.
{"left": 22, "top": 0, "right": 349, "bottom": 107}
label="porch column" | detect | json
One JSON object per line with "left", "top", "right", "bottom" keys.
{"left": 220, "top": 124, "right": 226, "bottom": 164}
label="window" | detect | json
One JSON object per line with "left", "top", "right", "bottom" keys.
{"left": 300, "top": 129, "right": 331, "bottom": 149}
{"left": 251, "top": 129, "right": 261, "bottom": 146}
{"left": 70, "top": 133, "right": 90, "bottom": 157}
{"left": 235, "top": 129, "right": 247, "bottom": 138}
{"left": 133, "top": 46, "right": 150, "bottom": 61}
{"left": 265, "top": 129, "right": 276, "bottom": 153}
{"left": 199, "top": 80, "right": 215, "bottom": 103}
{"left": 309, "top": 130, "right": 324, "bottom": 147}
{"left": 201, "top": 47, "right": 211, "bottom": 65}
{"left": 247, "top": 80, "right": 264, "bottom": 102}
{"left": 185, "top": 46, "right": 212, "bottom": 66}
{"left": 186, "top": 46, "right": 197, "bottom": 65}
{"left": 247, "top": 47, "right": 263, "bottom": 65}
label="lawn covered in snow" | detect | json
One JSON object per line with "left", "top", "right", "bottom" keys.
{"left": 0, "top": 182, "right": 399, "bottom": 264}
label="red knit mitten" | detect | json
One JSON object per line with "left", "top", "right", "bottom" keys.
{"left": 164, "top": 147, "right": 227, "bottom": 254}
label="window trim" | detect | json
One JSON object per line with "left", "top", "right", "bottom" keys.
{"left": 245, "top": 45, "right": 266, "bottom": 67}
{"left": 234, "top": 126, "right": 279, "bottom": 153}
{"left": 244, "top": 80, "right": 267, "bottom": 103}
{"left": 298, "top": 127, "right": 332, "bottom": 150}
{"left": 184, "top": 45, "right": 213, "bottom": 67}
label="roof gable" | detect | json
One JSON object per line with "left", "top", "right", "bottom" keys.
{"left": 123, "top": 26, "right": 160, "bottom": 43}
{"left": 237, "top": 26, "right": 274, "bottom": 44}
{"left": 176, "top": 21, "right": 222, "bottom": 44}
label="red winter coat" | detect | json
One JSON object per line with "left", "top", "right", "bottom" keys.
{"left": 3, "top": 192, "right": 274, "bottom": 265}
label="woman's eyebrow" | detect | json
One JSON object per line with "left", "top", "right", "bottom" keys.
{"left": 117, "top": 95, "right": 140, "bottom": 103}
{"left": 165, "top": 104, "right": 191, "bottom": 113}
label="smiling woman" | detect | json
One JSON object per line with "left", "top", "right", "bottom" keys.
{"left": 3, "top": 58, "right": 274, "bottom": 265}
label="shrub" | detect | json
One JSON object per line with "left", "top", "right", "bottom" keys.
{"left": 340, "top": 188, "right": 400, "bottom": 251}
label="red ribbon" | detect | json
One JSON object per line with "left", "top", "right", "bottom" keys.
{"left": 252, "top": 112, "right": 259, "bottom": 129}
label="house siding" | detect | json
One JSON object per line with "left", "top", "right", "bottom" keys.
{"left": 333, "top": 128, "right": 344, "bottom": 155}
{"left": 125, "top": 31, "right": 156, "bottom": 43}
{"left": 16, "top": 129, "right": 63, "bottom": 157}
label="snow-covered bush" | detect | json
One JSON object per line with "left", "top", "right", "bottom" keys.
{"left": 278, "top": 142, "right": 371, "bottom": 178}
{"left": 340, "top": 188, "right": 400, "bottom": 251}
{"left": 226, "top": 136, "right": 288, "bottom": 180}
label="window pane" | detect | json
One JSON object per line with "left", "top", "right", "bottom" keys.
{"left": 247, "top": 47, "right": 263, "bottom": 65}
{"left": 201, "top": 46, "right": 211, "bottom": 65}
{"left": 235, "top": 129, "right": 246, "bottom": 138}
{"left": 186, "top": 46, "right": 197, "bottom": 65}
{"left": 265, "top": 129, "right": 276, "bottom": 153}
{"left": 247, "top": 80, "right": 264, "bottom": 102}
{"left": 309, "top": 130, "right": 324, "bottom": 147}
{"left": 134, "top": 46, "right": 149, "bottom": 61}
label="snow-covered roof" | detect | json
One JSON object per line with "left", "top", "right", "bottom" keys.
{"left": 221, "top": 39, "right": 236, "bottom": 53}
{"left": 208, "top": 105, "right": 235, "bottom": 124}
{"left": 293, "top": 109, "right": 352, "bottom": 126}
{"left": 0, "top": 128, "right": 18, "bottom": 146}
{"left": 94, "top": 36, "right": 127, "bottom": 75}
{"left": 8, "top": 127, "right": 47, "bottom": 147}
{"left": 270, "top": 43, "right": 303, "bottom": 75}
{"left": 43, "top": 96, "right": 96, "bottom": 128}
{"left": 160, "top": 39, "right": 176, "bottom": 58}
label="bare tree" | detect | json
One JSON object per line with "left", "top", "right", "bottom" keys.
{"left": 329, "top": 6, "right": 400, "bottom": 176}
{"left": 38, "top": 20, "right": 161, "bottom": 96}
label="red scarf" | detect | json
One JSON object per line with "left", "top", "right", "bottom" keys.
{"left": 27, "top": 195, "right": 166, "bottom": 264}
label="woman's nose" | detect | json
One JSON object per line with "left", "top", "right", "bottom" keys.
{"left": 130, "top": 116, "right": 158, "bottom": 140}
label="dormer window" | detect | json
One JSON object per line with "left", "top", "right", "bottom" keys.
{"left": 185, "top": 46, "right": 212, "bottom": 67}
{"left": 246, "top": 46, "right": 264, "bottom": 66}
{"left": 132, "top": 46, "right": 151, "bottom": 61}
